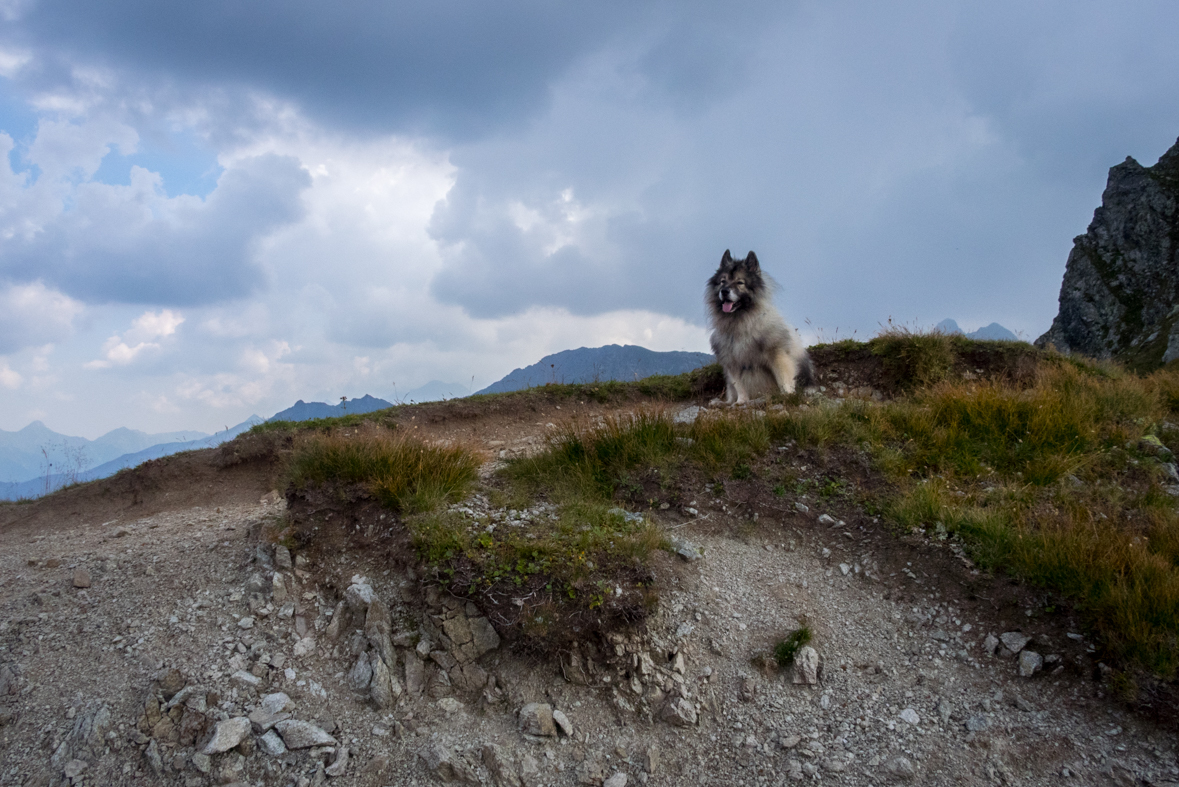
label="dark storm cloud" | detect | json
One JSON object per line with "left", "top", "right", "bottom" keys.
{"left": 0, "top": 153, "right": 310, "bottom": 305}
{"left": 424, "top": 1, "right": 1179, "bottom": 336}
{"left": 5, "top": 1, "right": 787, "bottom": 140}
{"left": 7, "top": 0, "right": 639, "bottom": 138}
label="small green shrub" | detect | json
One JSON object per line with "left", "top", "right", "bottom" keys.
{"left": 774, "top": 626, "right": 813, "bottom": 667}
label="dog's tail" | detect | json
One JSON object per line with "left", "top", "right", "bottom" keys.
{"left": 795, "top": 352, "right": 816, "bottom": 390}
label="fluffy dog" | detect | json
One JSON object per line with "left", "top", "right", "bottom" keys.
{"left": 706, "top": 250, "right": 813, "bottom": 404}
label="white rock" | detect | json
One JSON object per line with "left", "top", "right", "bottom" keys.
{"left": 325, "top": 746, "right": 350, "bottom": 777}
{"left": 792, "top": 646, "right": 820, "bottom": 685}
{"left": 230, "top": 670, "right": 260, "bottom": 689}
{"left": 293, "top": 637, "right": 316, "bottom": 657}
{"left": 275, "top": 719, "right": 337, "bottom": 749}
{"left": 202, "top": 716, "right": 252, "bottom": 755}
{"left": 1000, "top": 632, "right": 1031, "bottom": 653}
{"left": 604, "top": 773, "right": 628, "bottom": 787}
{"left": 552, "top": 708, "right": 574, "bottom": 737}
{"left": 899, "top": 708, "right": 920, "bottom": 725}
{"left": 258, "top": 730, "right": 287, "bottom": 756}
{"left": 346, "top": 578, "right": 376, "bottom": 610}
{"left": 260, "top": 692, "right": 293, "bottom": 715}
{"left": 1018, "top": 650, "right": 1043, "bottom": 678}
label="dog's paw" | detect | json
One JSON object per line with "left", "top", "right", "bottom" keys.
{"left": 708, "top": 397, "right": 725, "bottom": 407}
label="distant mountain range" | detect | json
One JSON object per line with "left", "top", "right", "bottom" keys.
{"left": 934, "top": 319, "right": 1019, "bottom": 342}
{"left": 0, "top": 344, "right": 716, "bottom": 500}
{"left": 268, "top": 394, "right": 394, "bottom": 422}
{"left": 0, "top": 417, "right": 263, "bottom": 500}
{"left": 0, "top": 421, "right": 208, "bottom": 484}
{"left": 475, "top": 344, "right": 715, "bottom": 395}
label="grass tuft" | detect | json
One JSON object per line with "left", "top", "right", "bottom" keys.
{"left": 286, "top": 430, "right": 480, "bottom": 513}
{"left": 774, "top": 626, "right": 813, "bottom": 667}
{"left": 870, "top": 326, "right": 957, "bottom": 390}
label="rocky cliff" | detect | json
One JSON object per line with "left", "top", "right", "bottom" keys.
{"left": 1036, "top": 137, "right": 1179, "bottom": 369}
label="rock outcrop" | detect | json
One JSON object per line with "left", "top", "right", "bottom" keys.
{"left": 1037, "top": 136, "right": 1179, "bottom": 369}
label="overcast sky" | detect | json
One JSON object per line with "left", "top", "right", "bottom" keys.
{"left": 0, "top": 0, "right": 1177, "bottom": 438}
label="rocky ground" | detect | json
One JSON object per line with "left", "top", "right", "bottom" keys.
{"left": 1, "top": 395, "right": 1178, "bottom": 787}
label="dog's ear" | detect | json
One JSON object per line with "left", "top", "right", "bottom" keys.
{"left": 721, "top": 249, "right": 733, "bottom": 266}
{"left": 745, "top": 251, "right": 760, "bottom": 270}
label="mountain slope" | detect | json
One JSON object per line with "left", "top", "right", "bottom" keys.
{"left": 0, "top": 421, "right": 208, "bottom": 483}
{"left": 476, "top": 345, "right": 714, "bottom": 395}
{"left": 268, "top": 394, "right": 394, "bottom": 422}
{"left": 0, "top": 416, "right": 261, "bottom": 500}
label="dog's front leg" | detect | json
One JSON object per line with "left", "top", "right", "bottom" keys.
{"left": 724, "top": 376, "right": 739, "bottom": 404}
{"left": 769, "top": 351, "right": 799, "bottom": 395}
{"left": 731, "top": 375, "right": 751, "bottom": 404}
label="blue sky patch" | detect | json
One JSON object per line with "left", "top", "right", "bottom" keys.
{"left": 92, "top": 131, "right": 223, "bottom": 198}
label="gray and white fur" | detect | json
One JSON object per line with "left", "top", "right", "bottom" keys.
{"left": 706, "top": 249, "right": 813, "bottom": 404}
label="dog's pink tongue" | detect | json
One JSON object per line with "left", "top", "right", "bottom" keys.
{"left": 722, "top": 302, "right": 734, "bottom": 313}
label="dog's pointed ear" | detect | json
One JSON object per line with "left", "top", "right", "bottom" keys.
{"left": 745, "top": 251, "right": 760, "bottom": 270}
{"left": 721, "top": 249, "right": 733, "bottom": 265}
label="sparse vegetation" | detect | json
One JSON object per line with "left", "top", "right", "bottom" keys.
{"left": 774, "top": 626, "right": 813, "bottom": 667}
{"left": 271, "top": 333, "right": 1179, "bottom": 678}
{"left": 285, "top": 430, "right": 480, "bottom": 513}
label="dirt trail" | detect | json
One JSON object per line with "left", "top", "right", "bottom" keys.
{"left": 0, "top": 396, "right": 1176, "bottom": 787}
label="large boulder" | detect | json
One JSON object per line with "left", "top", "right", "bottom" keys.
{"left": 1037, "top": 137, "right": 1179, "bottom": 370}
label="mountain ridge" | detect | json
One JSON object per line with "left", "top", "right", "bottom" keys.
{"left": 476, "top": 344, "right": 714, "bottom": 395}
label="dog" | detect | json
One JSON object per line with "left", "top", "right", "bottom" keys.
{"left": 706, "top": 249, "right": 813, "bottom": 404}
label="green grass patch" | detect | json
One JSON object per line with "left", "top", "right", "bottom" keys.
{"left": 285, "top": 430, "right": 480, "bottom": 513}
{"left": 870, "top": 326, "right": 957, "bottom": 390}
{"left": 774, "top": 626, "right": 813, "bottom": 667}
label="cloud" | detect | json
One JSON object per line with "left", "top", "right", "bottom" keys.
{"left": 0, "top": 139, "right": 312, "bottom": 304}
{"left": 84, "top": 308, "right": 183, "bottom": 369}
{"left": 6, "top": 0, "right": 661, "bottom": 140}
{"left": 0, "top": 361, "right": 21, "bottom": 388}
{"left": 0, "top": 279, "right": 83, "bottom": 353}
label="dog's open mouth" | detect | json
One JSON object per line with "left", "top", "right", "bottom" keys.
{"left": 722, "top": 301, "right": 735, "bottom": 313}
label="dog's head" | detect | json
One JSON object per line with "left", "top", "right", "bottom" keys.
{"left": 707, "top": 250, "right": 765, "bottom": 317}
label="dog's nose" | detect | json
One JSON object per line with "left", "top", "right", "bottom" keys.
{"left": 720, "top": 288, "right": 730, "bottom": 298}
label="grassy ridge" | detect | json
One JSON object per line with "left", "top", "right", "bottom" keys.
{"left": 274, "top": 335, "right": 1179, "bottom": 678}
{"left": 505, "top": 349, "right": 1179, "bottom": 678}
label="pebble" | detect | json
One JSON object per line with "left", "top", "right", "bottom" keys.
{"left": 982, "top": 634, "right": 999, "bottom": 655}
{"left": 999, "top": 632, "right": 1031, "bottom": 653}
{"left": 899, "top": 708, "right": 920, "bottom": 724}
{"left": 519, "top": 703, "right": 557, "bottom": 737}
{"left": 552, "top": 708, "right": 574, "bottom": 737}
{"left": 660, "top": 698, "right": 698, "bottom": 727}
{"left": 1018, "top": 650, "right": 1043, "bottom": 677}
{"left": 72, "top": 568, "right": 91, "bottom": 588}
{"left": 670, "top": 537, "right": 703, "bottom": 562}
{"left": 604, "top": 773, "right": 628, "bottom": 787}
{"left": 258, "top": 730, "right": 287, "bottom": 756}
